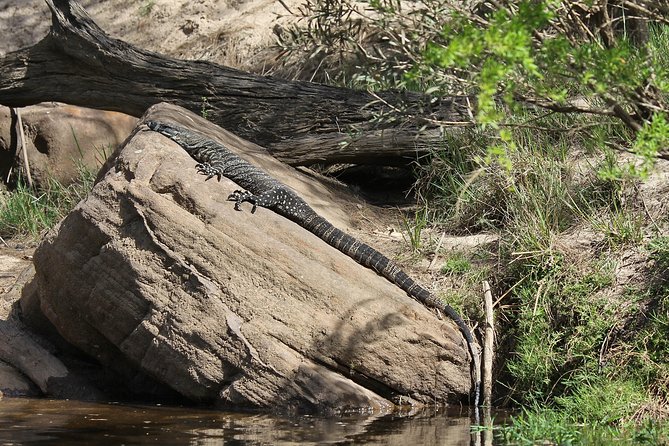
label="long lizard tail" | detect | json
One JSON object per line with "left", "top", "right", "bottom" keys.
{"left": 302, "top": 214, "right": 481, "bottom": 405}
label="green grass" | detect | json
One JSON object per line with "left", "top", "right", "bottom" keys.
{"left": 412, "top": 106, "right": 666, "bottom": 439}
{"left": 497, "top": 403, "right": 669, "bottom": 445}
{"left": 441, "top": 252, "right": 472, "bottom": 275}
{"left": 648, "top": 236, "right": 669, "bottom": 269}
{"left": 0, "top": 169, "right": 95, "bottom": 239}
{"left": 593, "top": 206, "right": 645, "bottom": 249}
{"left": 400, "top": 207, "right": 429, "bottom": 252}
{"left": 621, "top": 285, "right": 669, "bottom": 397}
{"left": 408, "top": 106, "right": 667, "bottom": 440}
{"left": 413, "top": 128, "right": 500, "bottom": 231}
{"left": 138, "top": 0, "right": 155, "bottom": 17}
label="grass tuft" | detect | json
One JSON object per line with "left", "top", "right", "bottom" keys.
{"left": 441, "top": 252, "right": 472, "bottom": 275}
{"left": 0, "top": 168, "right": 95, "bottom": 239}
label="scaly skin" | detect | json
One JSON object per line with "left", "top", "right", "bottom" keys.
{"left": 146, "top": 119, "right": 481, "bottom": 405}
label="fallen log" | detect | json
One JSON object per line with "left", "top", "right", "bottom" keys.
{"left": 0, "top": 0, "right": 471, "bottom": 167}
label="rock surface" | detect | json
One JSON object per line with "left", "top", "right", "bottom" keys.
{"left": 23, "top": 103, "right": 471, "bottom": 412}
{"left": 0, "top": 360, "right": 40, "bottom": 397}
{"left": 0, "top": 250, "right": 104, "bottom": 400}
{"left": 0, "top": 103, "right": 137, "bottom": 186}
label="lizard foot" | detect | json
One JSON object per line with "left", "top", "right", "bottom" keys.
{"left": 195, "top": 163, "right": 223, "bottom": 181}
{"left": 227, "top": 190, "right": 259, "bottom": 213}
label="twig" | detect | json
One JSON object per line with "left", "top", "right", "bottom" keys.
{"left": 11, "top": 108, "right": 33, "bottom": 188}
{"left": 605, "top": 140, "right": 669, "bottom": 161}
{"left": 518, "top": 95, "right": 618, "bottom": 118}
{"left": 493, "top": 273, "right": 529, "bottom": 308}
{"left": 367, "top": 90, "right": 475, "bottom": 127}
{"left": 598, "top": 324, "right": 616, "bottom": 373}
{"left": 532, "top": 279, "right": 545, "bottom": 316}
{"left": 277, "top": 0, "right": 293, "bottom": 15}
{"left": 634, "top": 183, "right": 662, "bottom": 233}
{"left": 482, "top": 280, "right": 495, "bottom": 408}
{"left": 428, "top": 232, "right": 446, "bottom": 270}
{"left": 607, "top": 100, "right": 642, "bottom": 132}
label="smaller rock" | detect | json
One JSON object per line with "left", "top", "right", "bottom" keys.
{"left": 0, "top": 102, "right": 137, "bottom": 187}
{"left": 0, "top": 360, "right": 40, "bottom": 397}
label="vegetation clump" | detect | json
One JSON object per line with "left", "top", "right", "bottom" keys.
{"left": 0, "top": 169, "right": 95, "bottom": 240}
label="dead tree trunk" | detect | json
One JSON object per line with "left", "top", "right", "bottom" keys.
{"left": 0, "top": 0, "right": 471, "bottom": 167}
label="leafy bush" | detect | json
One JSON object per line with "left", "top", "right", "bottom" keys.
{"left": 281, "top": 0, "right": 669, "bottom": 172}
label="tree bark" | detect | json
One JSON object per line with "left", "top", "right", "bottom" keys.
{"left": 0, "top": 0, "right": 471, "bottom": 167}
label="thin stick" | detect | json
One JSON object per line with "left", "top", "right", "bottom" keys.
{"left": 482, "top": 280, "right": 494, "bottom": 407}
{"left": 277, "top": 0, "right": 293, "bottom": 15}
{"left": 428, "top": 232, "right": 446, "bottom": 270}
{"left": 12, "top": 108, "right": 33, "bottom": 188}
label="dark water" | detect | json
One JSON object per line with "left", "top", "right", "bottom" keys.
{"left": 0, "top": 398, "right": 500, "bottom": 445}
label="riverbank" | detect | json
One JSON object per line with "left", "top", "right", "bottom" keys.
{"left": 1, "top": 0, "right": 668, "bottom": 442}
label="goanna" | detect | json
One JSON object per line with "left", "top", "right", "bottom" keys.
{"left": 146, "top": 119, "right": 481, "bottom": 405}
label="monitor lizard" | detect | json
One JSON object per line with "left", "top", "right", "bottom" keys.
{"left": 146, "top": 119, "right": 481, "bottom": 405}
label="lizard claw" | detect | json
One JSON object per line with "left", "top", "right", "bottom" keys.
{"left": 228, "top": 190, "right": 257, "bottom": 212}
{"left": 196, "top": 163, "right": 222, "bottom": 182}
{"left": 227, "top": 190, "right": 241, "bottom": 201}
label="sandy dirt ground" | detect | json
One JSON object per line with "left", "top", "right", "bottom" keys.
{"left": 0, "top": 0, "right": 302, "bottom": 71}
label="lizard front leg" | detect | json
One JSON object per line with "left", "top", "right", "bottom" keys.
{"left": 195, "top": 162, "right": 223, "bottom": 181}
{"left": 227, "top": 190, "right": 261, "bottom": 213}
{"left": 229, "top": 188, "right": 309, "bottom": 220}
{"left": 227, "top": 187, "right": 286, "bottom": 212}
{"left": 227, "top": 187, "right": 293, "bottom": 214}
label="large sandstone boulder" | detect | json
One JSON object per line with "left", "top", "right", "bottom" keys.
{"left": 23, "top": 103, "right": 471, "bottom": 412}
{"left": 0, "top": 103, "right": 137, "bottom": 186}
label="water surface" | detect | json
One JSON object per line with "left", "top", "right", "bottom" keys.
{"left": 0, "top": 398, "right": 497, "bottom": 445}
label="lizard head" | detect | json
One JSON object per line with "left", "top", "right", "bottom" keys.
{"left": 145, "top": 120, "right": 205, "bottom": 152}
{"left": 145, "top": 120, "right": 182, "bottom": 140}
